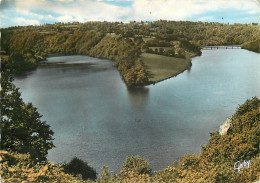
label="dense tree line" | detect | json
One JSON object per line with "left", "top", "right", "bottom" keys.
{"left": 145, "top": 39, "right": 202, "bottom": 58}
{"left": 1, "top": 29, "right": 149, "bottom": 87}
{"left": 89, "top": 35, "right": 148, "bottom": 87}
{"left": 1, "top": 20, "right": 259, "bottom": 87}
{"left": 5, "top": 21, "right": 259, "bottom": 47}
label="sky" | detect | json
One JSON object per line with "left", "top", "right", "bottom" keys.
{"left": 0, "top": 0, "right": 259, "bottom": 28}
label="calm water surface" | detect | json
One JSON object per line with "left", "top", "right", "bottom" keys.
{"left": 14, "top": 49, "right": 260, "bottom": 174}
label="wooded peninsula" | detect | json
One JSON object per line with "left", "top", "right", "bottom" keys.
{"left": 1, "top": 20, "right": 260, "bottom": 87}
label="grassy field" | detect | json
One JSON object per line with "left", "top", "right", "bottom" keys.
{"left": 141, "top": 53, "right": 191, "bottom": 84}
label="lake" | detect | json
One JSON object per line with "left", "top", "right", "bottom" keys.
{"left": 14, "top": 49, "right": 260, "bottom": 175}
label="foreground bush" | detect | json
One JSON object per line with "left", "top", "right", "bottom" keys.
{"left": 63, "top": 157, "right": 97, "bottom": 181}
{"left": 0, "top": 151, "right": 86, "bottom": 183}
{"left": 98, "top": 156, "right": 152, "bottom": 183}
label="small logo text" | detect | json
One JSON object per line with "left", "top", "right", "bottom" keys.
{"left": 234, "top": 160, "right": 251, "bottom": 174}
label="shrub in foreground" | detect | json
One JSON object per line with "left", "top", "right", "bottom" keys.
{"left": 63, "top": 157, "right": 97, "bottom": 181}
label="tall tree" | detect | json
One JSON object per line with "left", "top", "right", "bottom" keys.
{"left": 0, "top": 70, "right": 54, "bottom": 161}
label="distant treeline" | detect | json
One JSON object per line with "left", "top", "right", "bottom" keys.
{"left": 1, "top": 20, "right": 259, "bottom": 87}
{"left": 3, "top": 20, "right": 259, "bottom": 46}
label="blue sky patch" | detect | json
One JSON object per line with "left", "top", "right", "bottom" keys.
{"left": 100, "top": 0, "right": 133, "bottom": 7}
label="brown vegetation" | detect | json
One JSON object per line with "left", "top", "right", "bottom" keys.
{"left": 2, "top": 20, "right": 259, "bottom": 87}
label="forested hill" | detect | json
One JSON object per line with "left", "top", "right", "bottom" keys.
{"left": 1, "top": 21, "right": 260, "bottom": 87}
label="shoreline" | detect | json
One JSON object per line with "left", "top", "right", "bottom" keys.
{"left": 44, "top": 52, "right": 195, "bottom": 87}
{"left": 141, "top": 53, "right": 194, "bottom": 86}
{"left": 45, "top": 45, "right": 255, "bottom": 88}
{"left": 145, "top": 62, "right": 192, "bottom": 86}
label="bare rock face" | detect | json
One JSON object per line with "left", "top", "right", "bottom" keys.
{"left": 219, "top": 118, "right": 231, "bottom": 135}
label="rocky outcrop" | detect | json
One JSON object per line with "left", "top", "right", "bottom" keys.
{"left": 219, "top": 118, "right": 231, "bottom": 135}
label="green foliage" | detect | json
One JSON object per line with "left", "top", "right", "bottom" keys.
{"left": 241, "top": 39, "right": 260, "bottom": 53}
{"left": 180, "top": 39, "right": 201, "bottom": 55}
{"left": 8, "top": 52, "right": 38, "bottom": 74}
{"left": 0, "top": 151, "right": 86, "bottom": 183}
{"left": 89, "top": 35, "right": 149, "bottom": 87}
{"left": 146, "top": 38, "right": 171, "bottom": 47}
{"left": 115, "top": 156, "right": 152, "bottom": 182}
{"left": 2, "top": 21, "right": 259, "bottom": 87}
{"left": 97, "top": 166, "right": 114, "bottom": 183}
{"left": 1, "top": 21, "right": 259, "bottom": 182}
{"left": 145, "top": 39, "right": 201, "bottom": 58}
{"left": 0, "top": 71, "right": 54, "bottom": 161}
{"left": 122, "top": 156, "right": 152, "bottom": 175}
{"left": 63, "top": 157, "right": 97, "bottom": 180}
{"left": 235, "top": 97, "right": 260, "bottom": 116}
{"left": 2, "top": 30, "right": 149, "bottom": 87}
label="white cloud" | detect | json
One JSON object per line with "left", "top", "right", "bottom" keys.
{"left": 96, "top": 0, "right": 133, "bottom": 1}
{"left": 8, "top": 0, "right": 260, "bottom": 26}
{"left": 130, "top": 0, "right": 259, "bottom": 21}
{"left": 58, "top": 0, "right": 74, "bottom": 2}
{"left": 56, "top": 15, "right": 85, "bottom": 22}
{"left": 16, "top": 8, "right": 45, "bottom": 19}
{"left": 47, "top": 14, "right": 55, "bottom": 19}
{"left": 249, "top": 10, "right": 257, "bottom": 14}
{"left": 56, "top": 15, "right": 74, "bottom": 22}
{"left": 16, "top": 0, "right": 132, "bottom": 22}
{"left": 15, "top": 17, "right": 40, "bottom": 26}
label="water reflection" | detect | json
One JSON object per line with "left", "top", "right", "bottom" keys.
{"left": 41, "top": 62, "right": 113, "bottom": 73}
{"left": 14, "top": 70, "right": 36, "bottom": 80}
{"left": 186, "top": 66, "right": 191, "bottom": 75}
{"left": 127, "top": 87, "right": 149, "bottom": 107}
